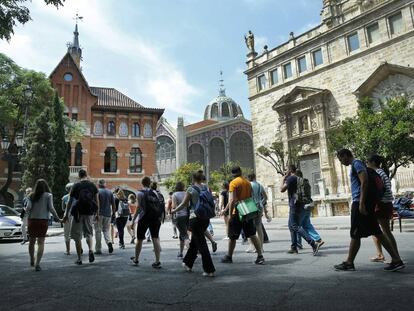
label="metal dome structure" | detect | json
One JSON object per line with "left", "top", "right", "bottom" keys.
{"left": 204, "top": 72, "right": 244, "bottom": 121}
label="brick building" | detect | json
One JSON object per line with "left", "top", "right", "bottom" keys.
{"left": 1, "top": 23, "right": 164, "bottom": 205}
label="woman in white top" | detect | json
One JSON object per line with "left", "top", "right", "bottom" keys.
{"left": 26, "top": 179, "right": 61, "bottom": 271}
{"left": 367, "top": 155, "right": 401, "bottom": 263}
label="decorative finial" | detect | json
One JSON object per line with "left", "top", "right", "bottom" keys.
{"left": 74, "top": 12, "right": 83, "bottom": 24}
{"left": 219, "top": 70, "right": 226, "bottom": 96}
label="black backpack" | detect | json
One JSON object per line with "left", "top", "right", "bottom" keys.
{"left": 366, "top": 167, "right": 385, "bottom": 205}
{"left": 118, "top": 200, "right": 130, "bottom": 218}
{"left": 303, "top": 178, "right": 313, "bottom": 204}
{"left": 77, "top": 187, "right": 97, "bottom": 214}
{"left": 142, "top": 189, "right": 164, "bottom": 220}
{"left": 352, "top": 164, "right": 385, "bottom": 208}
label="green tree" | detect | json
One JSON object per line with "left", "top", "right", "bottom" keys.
{"left": 257, "top": 141, "right": 300, "bottom": 176}
{"left": 51, "top": 93, "right": 69, "bottom": 216}
{"left": 0, "top": 0, "right": 65, "bottom": 41}
{"left": 21, "top": 107, "right": 55, "bottom": 191}
{"left": 65, "top": 118, "right": 86, "bottom": 143}
{"left": 164, "top": 162, "right": 202, "bottom": 192}
{"left": 0, "top": 53, "right": 55, "bottom": 205}
{"left": 209, "top": 161, "right": 254, "bottom": 192}
{"left": 329, "top": 97, "right": 414, "bottom": 178}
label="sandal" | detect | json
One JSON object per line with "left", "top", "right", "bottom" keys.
{"left": 370, "top": 256, "right": 385, "bottom": 262}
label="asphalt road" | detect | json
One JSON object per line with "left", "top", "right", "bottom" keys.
{"left": 1, "top": 218, "right": 413, "bottom": 311}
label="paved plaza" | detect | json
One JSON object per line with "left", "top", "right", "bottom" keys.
{"left": 1, "top": 218, "right": 413, "bottom": 311}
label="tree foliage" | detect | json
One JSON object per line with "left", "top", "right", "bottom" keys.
{"left": 0, "top": 53, "right": 54, "bottom": 143}
{"left": 0, "top": 0, "right": 65, "bottom": 41}
{"left": 328, "top": 97, "right": 414, "bottom": 178}
{"left": 164, "top": 162, "right": 202, "bottom": 192}
{"left": 209, "top": 161, "right": 253, "bottom": 192}
{"left": 65, "top": 118, "right": 86, "bottom": 143}
{"left": 257, "top": 141, "right": 300, "bottom": 176}
{"left": 52, "top": 93, "right": 69, "bottom": 216}
{"left": 0, "top": 53, "right": 55, "bottom": 204}
{"left": 21, "top": 107, "right": 55, "bottom": 190}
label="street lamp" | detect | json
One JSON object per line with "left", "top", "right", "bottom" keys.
{"left": 15, "top": 135, "right": 24, "bottom": 148}
{"left": 22, "top": 85, "right": 33, "bottom": 143}
{"left": 1, "top": 137, "right": 10, "bottom": 151}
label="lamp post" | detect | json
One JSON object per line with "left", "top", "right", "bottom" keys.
{"left": 23, "top": 86, "right": 33, "bottom": 143}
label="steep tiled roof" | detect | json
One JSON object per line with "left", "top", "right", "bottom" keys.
{"left": 91, "top": 87, "right": 144, "bottom": 109}
{"left": 185, "top": 119, "right": 218, "bottom": 132}
{"left": 90, "top": 87, "right": 164, "bottom": 116}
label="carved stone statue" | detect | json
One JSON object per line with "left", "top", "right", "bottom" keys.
{"left": 244, "top": 30, "right": 255, "bottom": 53}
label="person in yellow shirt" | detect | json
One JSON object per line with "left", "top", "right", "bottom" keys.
{"left": 221, "top": 166, "right": 265, "bottom": 265}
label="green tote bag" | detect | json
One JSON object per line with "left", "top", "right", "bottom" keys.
{"left": 236, "top": 197, "right": 259, "bottom": 222}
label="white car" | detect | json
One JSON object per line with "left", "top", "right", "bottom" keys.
{"left": 0, "top": 205, "right": 23, "bottom": 240}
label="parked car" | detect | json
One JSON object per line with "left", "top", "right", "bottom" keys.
{"left": 0, "top": 205, "right": 22, "bottom": 240}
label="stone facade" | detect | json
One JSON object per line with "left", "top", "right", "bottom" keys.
{"left": 245, "top": 0, "right": 414, "bottom": 217}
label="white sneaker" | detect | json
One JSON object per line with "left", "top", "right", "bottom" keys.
{"left": 202, "top": 272, "right": 215, "bottom": 277}
{"left": 245, "top": 248, "right": 256, "bottom": 253}
{"left": 182, "top": 263, "right": 192, "bottom": 272}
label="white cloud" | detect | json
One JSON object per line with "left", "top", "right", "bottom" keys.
{"left": 0, "top": 0, "right": 200, "bottom": 120}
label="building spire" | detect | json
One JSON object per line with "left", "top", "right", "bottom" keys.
{"left": 68, "top": 12, "right": 83, "bottom": 67}
{"left": 219, "top": 70, "right": 226, "bottom": 96}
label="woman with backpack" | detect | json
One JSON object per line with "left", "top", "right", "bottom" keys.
{"left": 367, "top": 155, "right": 401, "bottom": 263}
{"left": 126, "top": 194, "right": 137, "bottom": 244}
{"left": 26, "top": 179, "right": 62, "bottom": 271}
{"left": 115, "top": 189, "right": 130, "bottom": 249}
{"left": 172, "top": 171, "right": 216, "bottom": 277}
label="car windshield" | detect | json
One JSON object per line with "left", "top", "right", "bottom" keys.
{"left": 0, "top": 205, "right": 19, "bottom": 217}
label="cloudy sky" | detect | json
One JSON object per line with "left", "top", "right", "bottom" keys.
{"left": 0, "top": 0, "right": 322, "bottom": 125}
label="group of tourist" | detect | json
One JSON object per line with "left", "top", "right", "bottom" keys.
{"left": 20, "top": 148, "right": 406, "bottom": 274}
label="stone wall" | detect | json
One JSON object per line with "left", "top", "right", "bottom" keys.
{"left": 246, "top": 0, "right": 414, "bottom": 216}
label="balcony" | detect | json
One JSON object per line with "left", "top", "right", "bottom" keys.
{"left": 69, "top": 166, "right": 87, "bottom": 177}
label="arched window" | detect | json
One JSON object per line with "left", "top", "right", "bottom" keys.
{"left": 143, "top": 122, "right": 153, "bottom": 137}
{"left": 93, "top": 121, "right": 103, "bottom": 136}
{"left": 209, "top": 138, "right": 225, "bottom": 171}
{"left": 211, "top": 103, "right": 219, "bottom": 119}
{"left": 132, "top": 123, "right": 140, "bottom": 137}
{"left": 156, "top": 136, "right": 175, "bottom": 161}
{"left": 187, "top": 143, "right": 204, "bottom": 166}
{"left": 107, "top": 121, "right": 116, "bottom": 136}
{"left": 75, "top": 143, "right": 82, "bottom": 166}
{"left": 231, "top": 103, "right": 238, "bottom": 117}
{"left": 230, "top": 132, "right": 254, "bottom": 169}
{"left": 119, "top": 122, "right": 128, "bottom": 137}
{"left": 104, "top": 147, "right": 117, "bottom": 172}
{"left": 129, "top": 148, "right": 142, "bottom": 173}
{"left": 67, "top": 142, "right": 72, "bottom": 165}
{"left": 222, "top": 103, "right": 230, "bottom": 117}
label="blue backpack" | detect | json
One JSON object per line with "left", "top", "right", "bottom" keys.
{"left": 192, "top": 185, "right": 216, "bottom": 219}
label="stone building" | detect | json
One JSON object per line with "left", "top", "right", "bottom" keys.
{"left": 156, "top": 80, "right": 255, "bottom": 181}
{"left": 0, "top": 22, "right": 164, "bottom": 204}
{"left": 245, "top": 0, "right": 414, "bottom": 217}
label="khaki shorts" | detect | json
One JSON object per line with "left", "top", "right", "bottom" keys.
{"left": 63, "top": 216, "right": 73, "bottom": 242}
{"left": 70, "top": 215, "right": 94, "bottom": 241}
